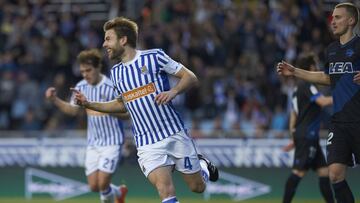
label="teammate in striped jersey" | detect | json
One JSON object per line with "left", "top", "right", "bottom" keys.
{"left": 72, "top": 17, "right": 219, "bottom": 203}
{"left": 45, "top": 49, "right": 128, "bottom": 203}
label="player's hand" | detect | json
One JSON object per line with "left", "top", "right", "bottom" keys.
{"left": 155, "top": 90, "right": 177, "bottom": 105}
{"left": 353, "top": 72, "right": 360, "bottom": 85}
{"left": 282, "top": 141, "right": 295, "bottom": 152}
{"left": 277, "top": 61, "right": 295, "bottom": 76}
{"left": 70, "top": 88, "right": 89, "bottom": 106}
{"left": 45, "top": 87, "right": 57, "bottom": 101}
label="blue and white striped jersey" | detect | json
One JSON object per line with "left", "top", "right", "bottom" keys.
{"left": 110, "top": 49, "right": 186, "bottom": 148}
{"left": 71, "top": 75, "right": 124, "bottom": 146}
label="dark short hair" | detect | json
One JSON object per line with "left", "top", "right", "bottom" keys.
{"left": 296, "top": 53, "right": 316, "bottom": 71}
{"left": 335, "top": 2, "right": 359, "bottom": 26}
{"left": 77, "top": 49, "right": 103, "bottom": 69}
{"left": 103, "top": 17, "right": 138, "bottom": 48}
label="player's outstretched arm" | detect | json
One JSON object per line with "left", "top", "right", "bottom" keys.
{"left": 110, "top": 111, "right": 130, "bottom": 120}
{"left": 45, "top": 87, "right": 80, "bottom": 116}
{"left": 155, "top": 66, "right": 198, "bottom": 105}
{"left": 277, "top": 61, "right": 331, "bottom": 85}
{"left": 71, "top": 88, "right": 126, "bottom": 113}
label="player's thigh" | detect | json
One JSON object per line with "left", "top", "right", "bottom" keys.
{"left": 326, "top": 123, "right": 353, "bottom": 166}
{"left": 137, "top": 130, "right": 200, "bottom": 177}
{"left": 171, "top": 131, "right": 201, "bottom": 174}
{"left": 98, "top": 145, "right": 122, "bottom": 174}
{"left": 85, "top": 146, "right": 101, "bottom": 176}
{"left": 292, "top": 140, "right": 311, "bottom": 171}
{"left": 349, "top": 123, "right": 360, "bottom": 165}
{"left": 312, "top": 142, "right": 327, "bottom": 170}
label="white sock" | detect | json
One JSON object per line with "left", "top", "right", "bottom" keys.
{"left": 199, "top": 160, "right": 209, "bottom": 183}
{"left": 110, "top": 184, "right": 121, "bottom": 198}
{"left": 100, "top": 186, "right": 114, "bottom": 203}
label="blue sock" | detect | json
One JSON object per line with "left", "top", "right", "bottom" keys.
{"left": 162, "top": 196, "right": 179, "bottom": 203}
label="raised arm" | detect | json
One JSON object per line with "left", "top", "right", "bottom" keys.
{"left": 154, "top": 66, "right": 199, "bottom": 105}
{"left": 277, "top": 61, "right": 331, "bottom": 85}
{"left": 71, "top": 88, "right": 127, "bottom": 113}
{"left": 45, "top": 87, "right": 80, "bottom": 116}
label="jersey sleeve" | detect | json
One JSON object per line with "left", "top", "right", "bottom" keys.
{"left": 156, "top": 49, "right": 183, "bottom": 74}
{"left": 308, "top": 84, "right": 322, "bottom": 102}
{"left": 291, "top": 90, "right": 299, "bottom": 114}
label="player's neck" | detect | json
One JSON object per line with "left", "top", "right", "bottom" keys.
{"left": 121, "top": 47, "right": 137, "bottom": 64}
{"left": 93, "top": 74, "right": 103, "bottom": 86}
{"left": 339, "top": 30, "right": 356, "bottom": 45}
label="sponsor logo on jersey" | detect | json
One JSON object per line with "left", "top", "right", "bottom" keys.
{"left": 346, "top": 49, "right": 354, "bottom": 57}
{"left": 329, "top": 62, "right": 354, "bottom": 74}
{"left": 123, "top": 83, "right": 156, "bottom": 102}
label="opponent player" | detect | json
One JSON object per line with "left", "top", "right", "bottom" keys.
{"left": 277, "top": 3, "right": 360, "bottom": 202}
{"left": 72, "top": 17, "right": 219, "bottom": 203}
{"left": 45, "top": 49, "right": 128, "bottom": 203}
{"left": 282, "top": 53, "right": 334, "bottom": 203}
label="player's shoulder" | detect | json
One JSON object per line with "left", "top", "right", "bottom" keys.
{"left": 140, "top": 48, "right": 165, "bottom": 56}
{"left": 75, "top": 79, "right": 88, "bottom": 88}
{"left": 326, "top": 41, "right": 339, "bottom": 52}
{"left": 102, "top": 76, "right": 113, "bottom": 86}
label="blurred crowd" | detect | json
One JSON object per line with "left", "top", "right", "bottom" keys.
{"left": 0, "top": 0, "right": 342, "bottom": 138}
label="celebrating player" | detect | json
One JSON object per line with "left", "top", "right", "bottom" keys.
{"left": 72, "top": 17, "right": 219, "bottom": 203}
{"left": 45, "top": 49, "right": 128, "bottom": 203}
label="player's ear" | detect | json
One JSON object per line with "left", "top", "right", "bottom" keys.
{"left": 348, "top": 16, "right": 356, "bottom": 26}
{"left": 119, "top": 36, "right": 128, "bottom": 46}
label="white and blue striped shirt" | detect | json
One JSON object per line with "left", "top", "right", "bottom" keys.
{"left": 71, "top": 75, "right": 125, "bottom": 146}
{"left": 110, "top": 49, "right": 185, "bottom": 148}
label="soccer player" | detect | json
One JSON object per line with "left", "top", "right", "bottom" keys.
{"left": 277, "top": 3, "right": 360, "bottom": 202}
{"left": 72, "top": 17, "right": 219, "bottom": 203}
{"left": 45, "top": 49, "right": 128, "bottom": 203}
{"left": 282, "top": 53, "right": 334, "bottom": 203}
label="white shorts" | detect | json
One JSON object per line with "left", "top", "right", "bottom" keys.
{"left": 137, "top": 130, "right": 201, "bottom": 177}
{"left": 85, "top": 145, "right": 122, "bottom": 176}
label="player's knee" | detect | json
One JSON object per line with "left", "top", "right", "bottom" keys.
{"left": 328, "top": 169, "right": 345, "bottom": 183}
{"left": 189, "top": 181, "right": 206, "bottom": 193}
{"left": 88, "top": 183, "right": 99, "bottom": 192}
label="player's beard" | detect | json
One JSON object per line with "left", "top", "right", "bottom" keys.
{"left": 110, "top": 44, "right": 125, "bottom": 62}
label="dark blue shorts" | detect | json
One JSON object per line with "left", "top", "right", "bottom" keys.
{"left": 326, "top": 122, "right": 360, "bottom": 166}
{"left": 293, "top": 138, "right": 326, "bottom": 170}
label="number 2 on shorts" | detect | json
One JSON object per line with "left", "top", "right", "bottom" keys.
{"left": 327, "top": 132, "right": 334, "bottom": 145}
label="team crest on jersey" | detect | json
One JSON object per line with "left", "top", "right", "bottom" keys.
{"left": 346, "top": 49, "right": 354, "bottom": 57}
{"left": 100, "top": 94, "right": 107, "bottom": 101}
{"left": 329, "top": 62, "right": 354, "bottom": 74}
{"left": 140, "top": 65, "right": 148, "bottom": 74}
{"left": 142, "top": 165, "right": 146, "bottom": 173}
